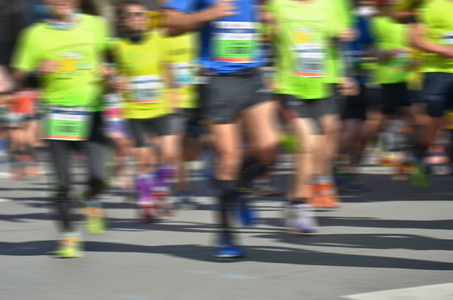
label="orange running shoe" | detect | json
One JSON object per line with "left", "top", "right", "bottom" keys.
{"left": 309, "top": 183, "right": 325, "bottom": 209}
{"left": 319, "top": 181, "right": 341, "bottom": 209}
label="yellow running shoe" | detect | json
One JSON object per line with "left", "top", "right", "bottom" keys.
{"left": 55, "top": 233, "right": 83, "bottom": 258}
{"left": 85, "top": 201, "right": 107, "bottom": 234}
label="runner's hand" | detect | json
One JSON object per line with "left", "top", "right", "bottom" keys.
{"left": 339, "top": 28, "right": 356, "bottom": 43}
{"left": 339, "top": 77, "right": 358, "bottom": 97}
{"left": 110, "top": 77, "right": 129, "bottom": 93}
{"left": 207, "top": 0, "right": 239, "bottom": 21}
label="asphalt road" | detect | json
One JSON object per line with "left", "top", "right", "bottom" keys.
{"left": 1, "top": 160, "right": 452, "bottom": 300}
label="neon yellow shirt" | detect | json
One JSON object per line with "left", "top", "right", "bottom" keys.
{"left": 113, "top": 32, "right": 171, "bottom": 119}
{"left": 167, "top": 32, "right": 199, "bottom": 109}
{"left": 419, "top": 0, "right": 453, "bottom": 73}
{"left": 326, "top": 0, "right": 353, "bottom": 84}
{"left": 267, "top": 0, "right": 340, "bottom": 100}
{"left": 371, "top": 16, "right": 411, "bottom": 84}
{"left": 12, "top": 14, "right": 110, "bottom": 110}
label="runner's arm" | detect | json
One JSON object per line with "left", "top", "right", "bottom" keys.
{"left": 410, "top": 23, "right": 453, "bottom": 57}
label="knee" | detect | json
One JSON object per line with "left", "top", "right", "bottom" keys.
{"left": 218, "top": 148, "right": 242, "bottom": 175}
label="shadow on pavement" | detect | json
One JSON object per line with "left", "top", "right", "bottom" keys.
{"left": 260, "top": 216, "right": 453, "bottom": 231}
{"left": 0, "top": 240, "right": 452, "bottom": 271}
{"left": 255, "top": 231, "right": 453, "bottom": 251}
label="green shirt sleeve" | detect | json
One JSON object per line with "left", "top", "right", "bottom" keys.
{"left": 11, "top": 26, "right": 41, "bottom": 72}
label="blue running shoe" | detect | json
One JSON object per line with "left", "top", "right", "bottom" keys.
{"left": 214, "top": 231, "right": 246, "bottom": 258}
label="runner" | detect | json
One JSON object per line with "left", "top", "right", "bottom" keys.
{"left": 411, "top": 0, "right": 453, "bottom": 187}
{"left": 166, "top": 31, "right": 203, "bottom": 210}
{"left": 265, "top": 0, "right": 357, "bottom": 236}
{"left": 338, "top": 0, "right": 375, "bottom": 192}
{"left": 368, "top": 0, "right": 416, "bottom": 182}
{"left": 12, "top": 0, "right": 111, "bottom": 258}
{"left": 164, "top": 0, "right": 280, "bottom": 258}
{"left": 111, "top": 0, "right": 179, "bottom": 221}
{"left": 313, "top": 0, "right": 357, "bottom": 208}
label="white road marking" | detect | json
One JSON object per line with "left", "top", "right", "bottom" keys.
{"left": 343, "top": 283, "right": 453, "bottom": 300}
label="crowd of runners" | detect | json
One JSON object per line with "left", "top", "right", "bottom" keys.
{"left": 0, "top": 0, "right": 452, "bottom": 258}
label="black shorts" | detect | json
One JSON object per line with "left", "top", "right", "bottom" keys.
{"left": 128, "top": 115, "right": 172, "bottom": 148}
{"left": 365, "top": 83, "right": 382, "bottom": 108}
{"left": 283, "top": 95, "right": 339, "bottom": 119}
{"left": 381, "top": 82, "right": 411, "bottom": 115}
{"left": 199, "top": 68, "right": 269, "bottom": 123}
{"left": 282, "top": 95, "right": 338, "bottom": 135}
{"left": 342, "top": 83, "right": 368, "bottom": 120}
{"left": 422, "top": 72, "right": 453, "bottom": 117}
{"left": 173, "top": 108, "right": 203, "bottom": 139}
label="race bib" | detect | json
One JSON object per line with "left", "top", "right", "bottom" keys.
{"left": 131, "top": 75, "right": 162, "bottom": 104}
{"left": 293, "top": 29, "right": 325, "bottom": 77}
{"left": 212, "top": 21, "right": 258, "bottom": 63}
{"left": 44, "top": 106, "right": 92, "bottom": 141}
{"left": 392, "top": 48, "right": 410, "bottom": 70}
{"left": 172, "top": 62, "right": 195, "bottom": 87}
{"left": 443, "top": 31, "right": 453, "bottom": 45}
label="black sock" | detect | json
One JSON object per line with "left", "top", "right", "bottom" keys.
{"left": 217, "top": 180, "right": 236, "bottom": 230}
{"left": 237, "top": 157, "right": 269, "bottom": 188}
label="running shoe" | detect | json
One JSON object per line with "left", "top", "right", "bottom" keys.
{"left": 213, "top": 230, "right": 246, "bottom": 258}
{"left": 55, "top": 233, "right": 83, "bottom": 258}
{"left": 410, "top": 162, "right": 431, "bottom": 188}
{"left": 85, "top": 201, "right": 107, "bottom": 234}
{"left": 138, "top": 203, "right": 158, "bottom": 223}
{"left": 319, "top": 181, "right": 341, "bottom": 209}
{"left": 284, "top": 203, "right": 318, "bottom": 234}
{"left": 135, "top": 175, "right": 156, "bottom": 221}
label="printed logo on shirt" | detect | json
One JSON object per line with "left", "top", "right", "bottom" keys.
{"left": 56, "top": 51, "right": 91, "bottom": 74}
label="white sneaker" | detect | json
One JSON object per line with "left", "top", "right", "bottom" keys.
{"left": 285, "top": 204, "right": 319, "bottom": 234}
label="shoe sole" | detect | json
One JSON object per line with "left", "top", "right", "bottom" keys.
{"left": 213, "top": 252, "right": 245, "bottom": 259}
{"left": 54, "top": 253, "right": 84, "bottom": 259}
